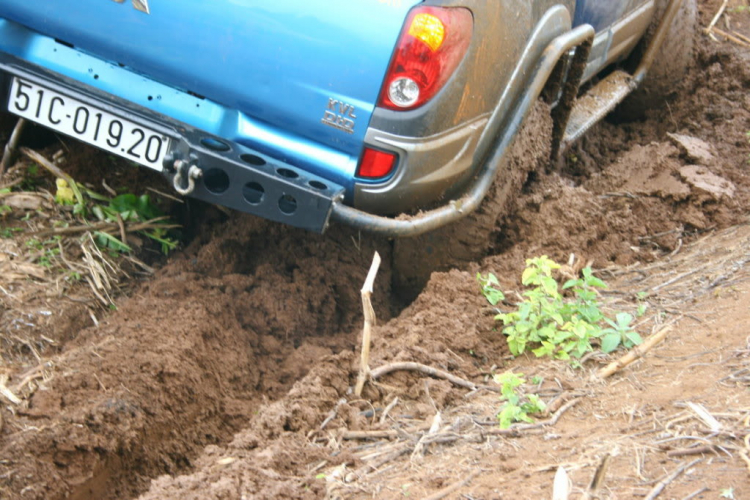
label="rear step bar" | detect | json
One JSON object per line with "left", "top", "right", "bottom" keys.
{"left": 560, "top": 69, "right": 635, "bottom": 148}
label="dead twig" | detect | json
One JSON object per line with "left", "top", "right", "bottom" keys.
{"left": 370, "top": 361, "right": 498, "bottom": 392}
{"left": 583, "top": 453, "right": 611, "bottom": 499}
{"left": 31, "top": 217, "right": 178, "bottom": 237}
{"left": 20, "top": 147, "right": 75, "bottom": 186}
{"left": 355, "top": 251, "right": 381, "bottom": 397}
{"left": 320, "top": 398, "right": 347, "bottom": 431}
{"left": 667, "top": 445, "right": 717, "bottom": 457}
{"left": 422, "top": 470, "right": 480, "bottom": 500}
{"left": 708, "top": 27, "right": 750, "bottom": 47}
{"left": 0, "top": 374, "right": 22, "bottom": 405}
{"left": 681, "top": 488, "right": 708, "bottom": 500}
{"left": 342, "top": 423, "right": 432, "bottom": 441}
{"left": 643, "top": 458, "right": 700, "bottom": 500}
{"left": 598, "top": 324, "right": 674, "bottom": 378}
{"left": 706, "top": 0, "right": 729, "bottom": 33}
{"left": 483, "top": 397, "right": 581, "bottom": 435}
{"left": 0, "top": 118, "right": 27, "bottom": 179}
{"left": 379, "top": 397, "right": 399, "bottom": 425}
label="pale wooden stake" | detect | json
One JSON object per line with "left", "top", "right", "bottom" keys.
{"left": 355, "top": 251, "right": 381, "bottom": 397}
{"left": 552, "top": 466, "right": 571, "bottom": 500}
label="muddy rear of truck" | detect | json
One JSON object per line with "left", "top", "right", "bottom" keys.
{"left": 0, "top": 0, "right": 437, "bottom": 231}
{"left": 1, "top": 1, "right": 683, "bottom": 238}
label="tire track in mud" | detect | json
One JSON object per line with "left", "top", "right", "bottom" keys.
{"left": 0, "top": 217, "right": 394, "bottom": 500}
{"left": 135, "top": 16, "right": 750, "bottom": 499}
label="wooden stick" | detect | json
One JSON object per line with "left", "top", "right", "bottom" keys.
{"left": 706, "top": 0, "right": 729, "bottom": 33}
{"left": 355, "top": 252, "right": 381, "bottom": 397}
{"left": 732, "top": 30, "right": 750, "bottom": 45}
{"left": 681, "top": 488, "right": 709, "bottom": 500}
{"left": 343, "top": 422, "right": 432, "bottom": 440}
{"left": 21, "top": 147, "right": 75, "bottom": 185}
{"left": 667, "top": 445, "right": 716, "bottom": 457}
{"left": 370, "top": 361, "right": 479, "bottom": 391}
{"left": 707, "top": 27, "right": 750, "bottom": 47}
{"left": 583, "top": 453, "right": 611, "bottom": 498}
{"left": 0, "top": 118, "right": 27, "bottom": 179}
{"left": 0, "top": 374, "right": 22, "bottom": 405}
{"left": 644, "top": 459, "right": 700, "bottom": 500}
{"left": 423, "top": 470, "right": 480, "bottom": 500}
{"left": 31, "top": 217, "right": 178, "bottom": 237}
{"left": 598, "top": 325, "right": 674, "bottom": 378}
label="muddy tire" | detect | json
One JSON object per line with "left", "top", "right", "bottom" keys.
{"left": 619, "top": 0, "right": 697, "bottom": 119}
{"left": 392, "top": 101, "right": 553, "bottom": 300}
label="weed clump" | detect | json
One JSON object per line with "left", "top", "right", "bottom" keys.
{"left": 479, "top": 256, "right": 642, "bottom": 362}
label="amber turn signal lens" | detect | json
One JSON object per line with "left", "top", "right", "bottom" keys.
{"left": 408, "top": 13, "right": 445, "bottom": 52}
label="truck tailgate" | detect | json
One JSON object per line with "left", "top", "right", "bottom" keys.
{"left": 0, "top": 0, "right": 418, "bottom": 158}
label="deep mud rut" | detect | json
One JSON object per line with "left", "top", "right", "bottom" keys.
{"left": 1, "top": 1, "right": 749, "bottom": 498}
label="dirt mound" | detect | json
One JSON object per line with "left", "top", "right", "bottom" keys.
{"left": 0, "top": 217, "right": 393, "bottom": 500}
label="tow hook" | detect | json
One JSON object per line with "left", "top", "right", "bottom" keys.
{"left": 171, "top": 159, "right": 203, "bottom": 195}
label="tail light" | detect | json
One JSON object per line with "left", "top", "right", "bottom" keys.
{"left": 379, "top": 7, "right": 473, "bottom": 111}
{"left": 356, "top": 147, "right": 397, "bottom": 179}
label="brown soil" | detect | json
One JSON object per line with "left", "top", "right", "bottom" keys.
{"left": 1, "top": 1, "right": 749, "bottom": 499}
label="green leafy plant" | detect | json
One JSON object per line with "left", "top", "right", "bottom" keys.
{"left": 52, "top": 177, "right": 178, "bottom": 255}
{"left": 601, "top": 312, "right": 642, "bottom": 353}
{"left": 90, "top": 192, "right": 178, "bottom": 254}
{"left": 477, "top": 272, "right": 505, "bottom": 305}
{"left": 0, "top": 227, "right": 23, "bottom": 238}
{"left": 492, "top": 256, "right": 641, "bottom": 361}
{"left": 494, "top": 371, "right": 546, "bottom": 428}
{"left": 25, "top": 236, "right": 62, "bottom": 268}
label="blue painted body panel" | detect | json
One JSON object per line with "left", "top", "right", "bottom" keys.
{"left": 574, "top": 0, "right": 642, "bottom": 31}
{"left": 0, "top": 0, "right": 418, "bottom": 189}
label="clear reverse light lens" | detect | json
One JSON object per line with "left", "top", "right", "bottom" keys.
{"left": 388, "top": 77, "right": 420, "bottom": 108}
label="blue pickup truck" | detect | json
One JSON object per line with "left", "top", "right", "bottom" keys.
{"left": 0, "top": 1, "right": 694, "bottom": 237}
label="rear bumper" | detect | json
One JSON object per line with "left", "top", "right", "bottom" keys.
{"left": 0, "top": 53, "right": 344, "bottom": 233}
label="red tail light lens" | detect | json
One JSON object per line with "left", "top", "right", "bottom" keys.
{"left": 379, "top": 7, "right": 473, "bottom": 111}
{"left": 357, "top": 147, "right": 397, "bottom": 179}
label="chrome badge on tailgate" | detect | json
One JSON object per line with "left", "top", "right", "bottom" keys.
{"left": 110, "top": 0, "right": 150, "bottom": 15}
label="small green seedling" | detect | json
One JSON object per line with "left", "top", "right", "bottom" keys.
{"left": 601, "top": 312, "right": 642, "bottom": 353}
{"left": 494, "top": 371, "right": 546, "bottom": 428}
{"left": 477, "top": 272, "right": 505, "bottom": 305}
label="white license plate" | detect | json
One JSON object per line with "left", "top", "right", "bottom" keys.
{"left": 8, "top": 77, "right": 170, "bottom": 171}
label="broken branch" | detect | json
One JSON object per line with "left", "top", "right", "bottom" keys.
{"left": 355, "top": 251, "right": 381, "bottom": 397}
{"left": 644, "top": 458, "right": 700, "bottom": 500}
{"left": 598, "top": 324, "right": 674, "bottom": 378}
{"left": 370, "top": 361, "right": 495, "bottom": 392}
